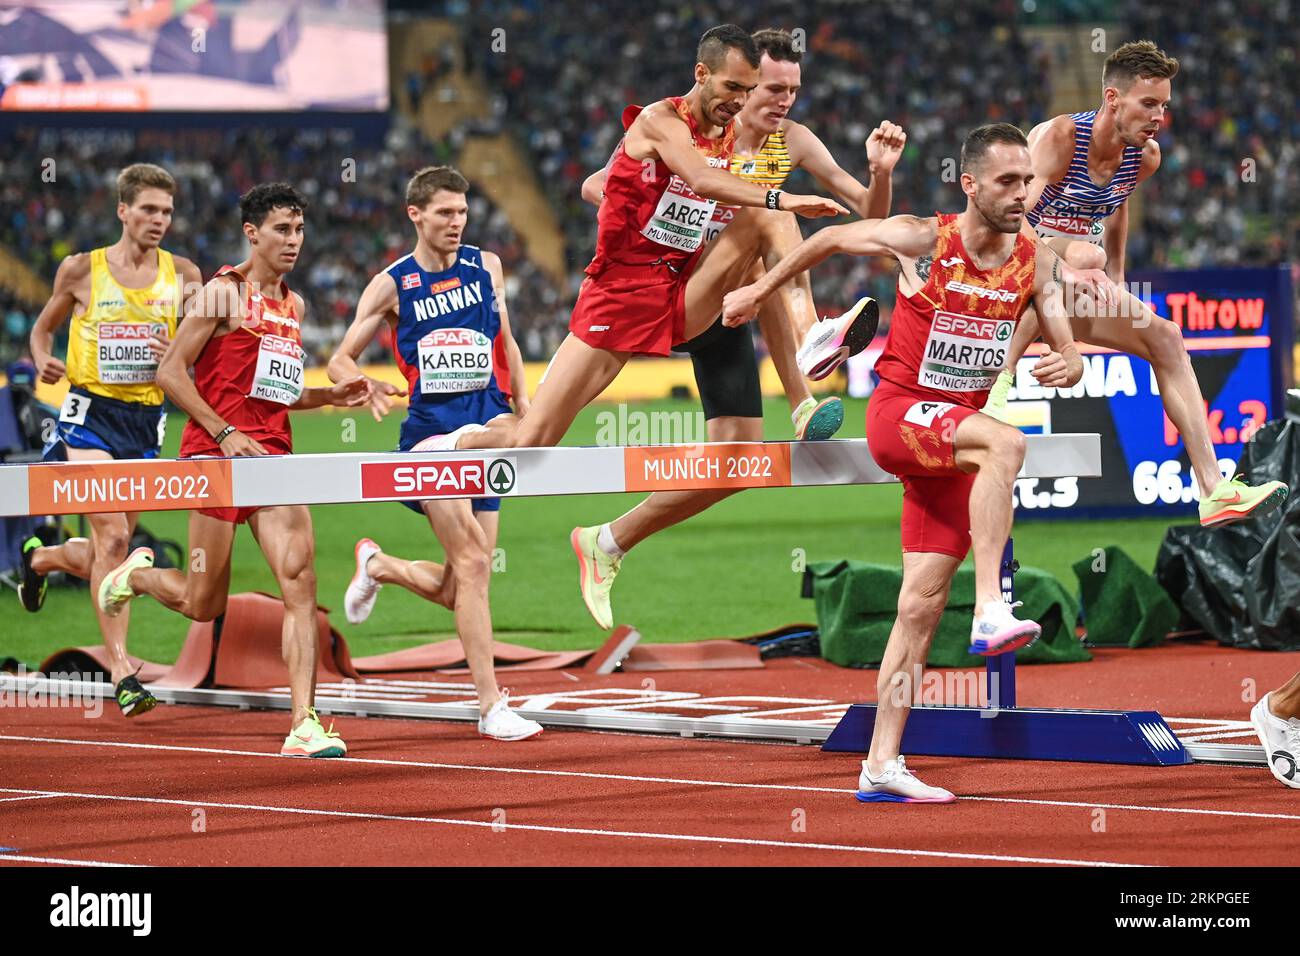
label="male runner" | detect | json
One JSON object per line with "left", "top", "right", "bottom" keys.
{"left": 21, "top": 163, "right": 202, "bottom": 717}
{"left": 725, "top": 124, "right": 1084, "bottom": 802}
{"left": 97, "top": 183, "right": 378, "bottom": 758}
{"left": 329, "top": 165, "right": 542, "bottom": 741}
{"left": 438, "top": 24, "right": 846, "bottom": 457}
{"left": 571, "top": 27, "right": 908, "bottom": 629}
{"left": 984, "top": 40, "right": 1287, "bottom": 524}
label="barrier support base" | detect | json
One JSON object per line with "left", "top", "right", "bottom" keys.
{"left": 821, "top": 703, "right": 1193, "bottom": 766}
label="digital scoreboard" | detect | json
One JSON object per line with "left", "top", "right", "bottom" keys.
{"left": 1004, "top": 267, "right": 1294, "bottom": 519}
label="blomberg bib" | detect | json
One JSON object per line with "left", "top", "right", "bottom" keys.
{"left": 96, "top": 322, "right": 168, "bottom": 384}
{"left": 250, "top": 333, "right": 305, "bottom": 405}
{"left": 918, "top": 311, "right": 1015, "bottom": 392}
{"left": 417, "top": 327, "right": 493, "bottom": 394}
{"left": 66, "top": 246, "right": 179, "bottom": 405}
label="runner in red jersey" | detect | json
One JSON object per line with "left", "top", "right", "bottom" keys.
{"left": 97, "top": 183, "right": 387, "bottom": 759}
{"left": 725, "top": 124, "right": 1085, "bottom": 803}
{"left": 443, "top": 24, "right": 845, "bottom": 453}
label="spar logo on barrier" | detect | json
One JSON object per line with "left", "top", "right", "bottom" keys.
{"left": 360, "top": 457, "right": 518, "bottom": 500}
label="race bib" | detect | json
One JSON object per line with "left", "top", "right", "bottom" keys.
{"left": 1033, "top": 209, "right": 1105, "bottom": 245}
{"left": 59, "top": 391, "right": 91, "bottom": 425}
{"left": 97, "top": 322, "right": 164, "bottom": 384}
{"left": 640, "top": 175, "right": 718, "bottom": 252}
{"left": 417, "top": 328, "right": 493, "bottom": 394}
{"left": 250, "top": 334, "right": 304, "bottom": 405}
{"left": 919, "top": 311, "right": 1015, "bottom": 392}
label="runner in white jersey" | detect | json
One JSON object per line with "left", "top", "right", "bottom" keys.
{"left": 982, "top": 40, "right": 1287, "bottom": 526}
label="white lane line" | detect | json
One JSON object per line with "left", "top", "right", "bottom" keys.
{"left": 0, "top": 853, "right": 143, "bottom": 868}
{"left": 0, "top": 794, "right": 63, "bottom": 804}
{"left": 0, "top": 788, "right": 1142, "bottom": 868}
{"left": 2, "top": 733, "right": 1292, "bottom": 822}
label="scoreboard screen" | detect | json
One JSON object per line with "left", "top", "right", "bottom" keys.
{"left": 1005, "top": 267, "right": 1294, "bottom": 519}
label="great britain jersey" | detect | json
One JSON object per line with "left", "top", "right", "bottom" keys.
{"left": 1026, "top": 110, "right": 1143, "bottom": 244}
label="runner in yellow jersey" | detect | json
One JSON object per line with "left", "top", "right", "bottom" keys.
{"left": 20, "top": 163, "right": 202, "bottom": 717}
{"left": 571, "top": 28, "right": 907, "bottom": 629}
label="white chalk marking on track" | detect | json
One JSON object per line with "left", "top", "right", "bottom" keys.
{"left": 0, "top": 793, "right": 63, "bottom": 804}
{"left": 2, "top": 732, "right": 1293, "bottom": 822}
{"left": 0, "top": 787, "right": 1141, "bottom": 868}
{"left": 0, "top": 852, "right": 143, "bottom": 868}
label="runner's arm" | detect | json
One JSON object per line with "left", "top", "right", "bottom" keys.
{"left": 483, "top": 251, "right": 529, "bottom": 416}
{"left": 327, "top": 271, "right": 407, "bottom": 421}
{"left": 156, "top": 276, "right": 262, "bottom": 451}
{"left": 292, "top": 292, "right": 383, "bottom": 413}
{"left": 1030, "top": 246, "right": 1084, "bottom": 387}
{"left": 581, "top": 169, "right": 607, "bottom": 206}
{"left": 29, "top": 253, "right": 89, "bottom": 384}
{"left": 722, "top": 215, "right": 932, "bottom": 325}
{"left": 1102, "top": 201, "right": 1129, "bottom": 286}
{"left": 788, "top": 120, "right": 906, "bottom": 219}
{"left": 633, "top": 107, "right": 845, "bottom": 218}
{"left": 1024, "top": 115, "right": 1075, "bottom": 221}
{"left": 152, "top": 255, "right": 204, "bottom": 360}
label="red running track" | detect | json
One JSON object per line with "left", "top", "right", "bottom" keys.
{"left": 4, "top": 643, "right": 1300, "bottom": 868}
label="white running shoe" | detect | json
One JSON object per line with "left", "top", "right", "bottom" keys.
{"left": 478, "top": 692, "right": 544, "bottom": 741}
{"left": 855, "top": 757, "right": 956, "bottom": 804}
{"left": 1250, "top": 694, "right": 1300, "bottom": 789}
{"left": 796, "top": 296, "right": 879, "bottom": 380}
{"left": 970, "top": 600, "right": 1041, "bottom": 656}
{"left": 410, "top": 423, "right": 488, "bottom": 452}
{"left": 345, "top": 538, "right": 383, "bottom": 625}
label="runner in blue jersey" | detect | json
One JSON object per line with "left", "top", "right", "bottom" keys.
{"left": 984, "top": 40, "right": 1287, "bottom": 526}
{"left": 327, "top": 165, "right": 542, "bottom": 741}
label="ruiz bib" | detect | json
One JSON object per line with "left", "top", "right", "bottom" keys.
{"left": 250, "top": 333, "right": 304, "bottom": 405}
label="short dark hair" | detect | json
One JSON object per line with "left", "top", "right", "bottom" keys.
{"left": 752, "top": 28, "right": 802, "bottom": 64}
{"left": 960, "top": 123, "right": 1029, "bottom": 174}
{"left": 406, "top": 165, "right": 470, "bottom": 209}
{"left": 240, "top": 182, "right": 307, "bottom": 226}
{"left": 698, "top": 24, "right": 760, "bottom": 71}
{"left": 1103, "top": 40, "right": 1179, "bottom": 93}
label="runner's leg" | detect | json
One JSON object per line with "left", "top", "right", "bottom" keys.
{"left": 249, "top": 505, "right": 319, "bottom": 726}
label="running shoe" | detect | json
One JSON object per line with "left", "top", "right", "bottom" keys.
{"left": 970, "top": 600, "right": 1041, "bottom": 656}
{"left": 115, "top": 674, "right": 157, "bottom": 718}
{"left": 1199, "top": 476, "right": 1288, "bottom": 527}
{"left": 981, "top": 369, "right": 1014, "bottom": 423}
{"left": 97, "top": 547, "right": 155, "bottom": 618}
{"left": 280, "top": 708, "right": 347, "bottom": 758}
{"left": 1250, "top": 694, "right": 1300, "bottom": 789}
{"left": 571, "top": 525, "right": 620, "bottom": 630}
{"left": 478, "top": 692, "right": 543, "bottom": 741}
{"left": 796, "top": 296, "right": 879, "bottom": 380}
{"left": 855, "top": 757, "right": 956, "bottom": 804}
{"left": 18, "top": 535, "right": 46, "bottom": 612}
{"left": 793, "top": 396, "right": 845, "bottom": 441}
{"left": 344, "top": 538, "right": 383, "bottom": 625}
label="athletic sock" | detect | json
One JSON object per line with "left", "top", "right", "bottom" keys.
{"left": 596, "top": 523, "right": 625, "bottom": 558}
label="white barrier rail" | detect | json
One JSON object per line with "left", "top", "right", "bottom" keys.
{"left": 0, "top": 435, "right": 1101, "bottom": 517}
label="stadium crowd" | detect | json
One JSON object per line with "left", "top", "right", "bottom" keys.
{"left": 2, "top": 0, "right": 1295, "bottom": 368}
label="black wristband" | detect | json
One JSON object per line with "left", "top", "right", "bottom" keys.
{"left": 213, "top": 425, "right": 236, "bottom": 445}
{"left": 766, "top": 189, "right": 782, "bottom": 210}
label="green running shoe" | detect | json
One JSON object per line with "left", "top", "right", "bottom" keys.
{"left": 281, "top": 708, "right": 347, "bottom": 758}
{"left": 18, "top": 535, "right": 46, "bottom": 613}
{"left": 1199, "top": 476, "right": 1289, "bottom": 527}
{"left": 97, "top": 546, "right": 154, "bottom": 618}
{"left": 115, "top": 674, "right": 157, "bottom": 718}
{"left": 981, "top": 369, "right": 1014, "bottom": 423}
{"left": 570, "top": 525, "right": 620, "bottom": 631}
{"left": 793, "top": 396, "right": 845, "bottom": 441}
